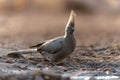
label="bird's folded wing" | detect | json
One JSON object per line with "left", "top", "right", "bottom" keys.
{"left": 29, "top": 42, "right": 45, "bottom": 48}
{"left": 38, "top": 39, "right": 63, "bottom": 54}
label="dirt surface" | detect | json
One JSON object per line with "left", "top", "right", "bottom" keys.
{"left": 0, "top": 12, "right": 120, "bottom": 78}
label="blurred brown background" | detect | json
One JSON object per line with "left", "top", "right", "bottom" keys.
{"left": 0, "top": 0, "right": 120, "bottom": 47}
{"left": 1, "top": 0, "right": 120, "bottom": 13}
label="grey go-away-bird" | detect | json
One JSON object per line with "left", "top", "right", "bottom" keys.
{"left": 8, "top": 10, "right": 76, "bottom": 62}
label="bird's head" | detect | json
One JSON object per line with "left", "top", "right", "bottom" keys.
{"left": 65, "top": 10, "right": 76, "bottom": 34}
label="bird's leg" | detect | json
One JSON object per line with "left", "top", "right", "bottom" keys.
{"left": 68, "top": 55, "right": 76, "bottom": 65}
{"left": 68, "top": 56, "right": 73, "bottom": 62}
{"left": 63, "top": 56, "right": 75, "bottom": 66}
{"left": 49, "top": 59, "right": 63, "bottom": 66}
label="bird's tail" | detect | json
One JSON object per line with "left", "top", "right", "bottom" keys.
{"left": 8, "top": 48, "right": 37, "bottom": 55}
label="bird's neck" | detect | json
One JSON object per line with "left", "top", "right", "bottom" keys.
{"left": 64, "top": 32, "right": 74, "bottom": 39}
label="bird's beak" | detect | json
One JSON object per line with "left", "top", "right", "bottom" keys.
{"left": 66, "top": 10, "right": 76, "bottom": 27}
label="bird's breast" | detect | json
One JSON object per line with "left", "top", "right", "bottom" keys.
{"left": 64, "top": 36, "right": 76, "bottom": 53}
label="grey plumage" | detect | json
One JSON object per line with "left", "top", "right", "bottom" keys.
{"left": 8, "top": 10, "right": 76, "bottom": 62}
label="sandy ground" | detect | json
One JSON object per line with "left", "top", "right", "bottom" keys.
{"left": 0, "top": 12, "right": 120, "bottom": 78}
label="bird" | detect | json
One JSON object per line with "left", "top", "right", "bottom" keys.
{"left": 8, "top": 10, "right": 76, "bottom": 63}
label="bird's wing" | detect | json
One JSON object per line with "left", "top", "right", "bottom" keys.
{"left": 29, "top": 42, "right": 45, "bottom": 48}
{"left": 38, "top": 37, "right": 63, "bottom": 54}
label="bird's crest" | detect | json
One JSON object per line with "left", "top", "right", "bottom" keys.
{"left": 66, "top": 10, "right": 76, "bottom": 27}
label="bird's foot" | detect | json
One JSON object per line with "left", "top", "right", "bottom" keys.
{"left": 50, "top": 61, "right": 71, "bottom": 67}
{"left": 49, "top": 61, "right": 63, "bottom": 66}
{"left": 51, "top": 63, "right": 58, "bottom": 66}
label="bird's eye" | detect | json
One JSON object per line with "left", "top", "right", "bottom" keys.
{"left": 69, "top": 22, "right": 74, "bottom": 27}
{"left": 67, "top": 27, "right": 70, "bottom": 29}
